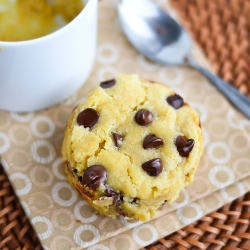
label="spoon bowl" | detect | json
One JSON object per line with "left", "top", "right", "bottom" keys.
{"left": 118, "top": 0, "right": 250, "bottom": 119}
{"left": 118, "top": 0, "right": 191, "bottom": 65}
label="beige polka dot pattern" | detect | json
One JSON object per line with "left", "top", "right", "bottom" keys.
{"left": 1, "top": 1, "right": 250, "bottom": 249}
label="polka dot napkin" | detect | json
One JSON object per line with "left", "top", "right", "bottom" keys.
{"left": 1, "top": 0, "right": 250, "bottom": 249}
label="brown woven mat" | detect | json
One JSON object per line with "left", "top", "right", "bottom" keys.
{"left": 1, "top": 0, "right": 250, "bottom": 249}
{"left": 170, "top": 0, "right": 250, "bottom": 98}
{"left": 0, "top": 163, "right": 42, "bottom": 250}
{"left": 143, "top": 195, "right": 250, "bottom": 250}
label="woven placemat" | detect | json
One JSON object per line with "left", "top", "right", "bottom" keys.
{"left": 144, "top": 194, "right": 250, "bottom": 250}
{"left": 0, "top": 163, "right": 42, "bottom": 250}
{"left": 1, "top": 0, "right": 250, "bottom": 249}
{"left": 170, "top": 0, "right": 250, "bottom": 98}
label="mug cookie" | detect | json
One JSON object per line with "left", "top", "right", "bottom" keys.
{"left": 62, "top": 74, "right": 203, "bottom": 221}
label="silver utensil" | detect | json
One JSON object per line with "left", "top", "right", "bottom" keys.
{"left": 117, "top": 0, "right": 250, "bottom": 119}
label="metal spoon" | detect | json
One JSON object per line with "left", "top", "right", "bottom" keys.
{"left": 117, "top": 0, "right": 250, "bottom": 119}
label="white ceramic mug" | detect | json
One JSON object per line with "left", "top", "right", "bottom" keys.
{"left": 0, "top": 0, "right": 98, "bottom": 112}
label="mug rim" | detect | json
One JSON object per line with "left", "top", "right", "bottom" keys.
{"left": 0, "top": 0, "right": 94, "bottom": 46}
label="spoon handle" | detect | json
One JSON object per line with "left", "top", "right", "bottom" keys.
{"left": 190, "top": 63, "right": 250, "bottom": 119}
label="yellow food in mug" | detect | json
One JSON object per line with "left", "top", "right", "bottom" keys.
{"left": 0, "top": 0, "right": 84, "bottom": 41}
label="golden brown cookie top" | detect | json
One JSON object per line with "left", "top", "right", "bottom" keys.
{"left": 62, "top": 75, "right": 203, "bottom": 201}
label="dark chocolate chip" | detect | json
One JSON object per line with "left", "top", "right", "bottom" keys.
{"left": 78, "top": 176, "right": 83, "bottom": 183}
{"left": 175, "top": 136, "right": 195, "bottom": 157}
{"left": 112, "top": 132, "right": 124, "bottom": 148}
{"left": 135, "top": 109, "right": 153, "bottom": 126}
{"left": 77, "top": 108, "right": 100, "bottom": 129}
{"left": 105, "top": 186, "right": 119, "bottom": 197}
{"left": 166, "top": 95, "right": 184, "bottom": 109}
{"left": 82, "top": 165, "right": 108, "bottom": 190}
{"left": 105, "top": 186, "right": 120, "bottom": 204}
{"left": 142, "top": 158, "right": 163, "bottom": 176}
{"left": 100, "top": 79, "right": 116, "bottom": 89}
{"left": 143, "top": 134, "right": 164, "bottom": 149}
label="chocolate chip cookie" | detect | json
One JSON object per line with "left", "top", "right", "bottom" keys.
{"left": 62, "top": 75, "right": 203, "bottom": 221}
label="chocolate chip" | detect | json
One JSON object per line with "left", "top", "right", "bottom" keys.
{"left": 82, "top": 165, "right": 108, "bottom": 190}
{"left": 135, "top": 109, "right": 153, "bottom": 126}
{"left": 167, "top": 94, "right": 184, "bottom": 109}
{"left": 112, "top": 132, "right": 124, "bottom": 148}
{"left": 105, "top": 186, "right": 120, "bottom": 204}
{"left": 143, "top": 134, "right": 164, "bottom": 149}
{"left": 175, "top": 136, "right": 195, "bottom": 157}
{"left": 142, "top": 158, "right": 163, "bottom": 176}
{"left": 100, "top": 79, "right": 116, "bottom": 89}
{"left": 78, "top": 176, "right": 83, "bottom": 183}
{"left": 105, "top": 186, "right": 119, "bottom": 197}
{"left": 77, "top": 108, "right": 100, "bottom": 129}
